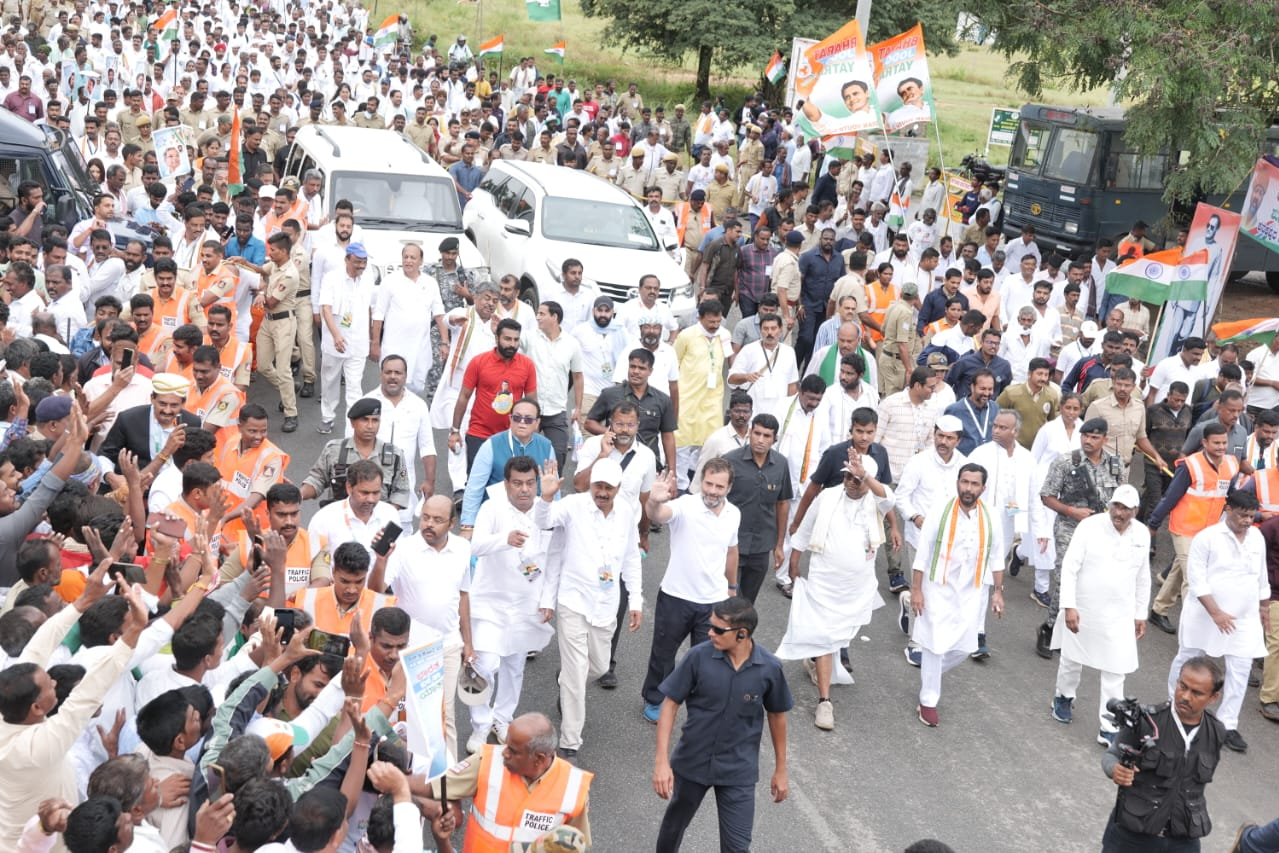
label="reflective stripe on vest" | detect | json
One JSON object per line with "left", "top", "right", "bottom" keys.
{"left": 1168, "top": 451, "right": 1239, "bottom": 537}
{"left": 463, "top": 744, "right": 591, "bottom": 853}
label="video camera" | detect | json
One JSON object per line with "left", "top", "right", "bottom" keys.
{"left": 1104, "top": 697, "right": 1160, "bottom": 767}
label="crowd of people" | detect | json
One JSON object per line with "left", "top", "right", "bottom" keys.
{"left": 1, "top": 0, "right": 1279, "bottom": 851}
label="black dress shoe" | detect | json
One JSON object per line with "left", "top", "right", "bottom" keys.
{"left": 1148, "top": 611, "right": 1176, "bottom": 634}
{"left": 282, "top": 416, "right": 298, "bottom": 433}
{"left": 299, "top": 381, "right": 314, "bottom": 398}
{"left": 1224, "top": 729, "right": 1248, "bottom": 753}
{"left": 597, "top": 669, "right": 618, "bottom": 689}
{"left": 1036, "top": 622, "right": 1054, "bottom": 659}
{"left": 1008, "top": 553, "right": 1022, "bottom": 577}
{"left": 556, "top": 747, "right": 578, "bottom": 762}
{"left": 278, "top": 401, "right": 285, "bottom": 412}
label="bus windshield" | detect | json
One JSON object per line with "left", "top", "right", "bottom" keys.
{"left": 1042, "top": 128, "right": 1098, "bottom": 184}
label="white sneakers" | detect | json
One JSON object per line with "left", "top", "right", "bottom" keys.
{"left": 815, "top": 699, "right": 834, "bottom": 731}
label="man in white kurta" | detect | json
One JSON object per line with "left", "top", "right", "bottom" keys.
{"left": 771, "top": 379, "right": 827, "bottom": 586}
{"left": 1050, "top": 485, "right": 1150, "bottom": 741}
{"left": 966, "top": 410, "right": 1039, "bottom": 658}
{"left": 776, "top": 454, "right": 891, "bottom": 731}
{"left": 465, "top": 458, "right": 554, "bottom": 752}
{"left": 371, "top": 246, "right": 446, "bottom": 394}
{"left": 429, "top": 282, "right": 498, "bottom": 489}
{"left": 1167, "top": 491, "right": 1271, "bottom": 752}
{"left": 894, "top": 415, "right": 967, "bottom": 566}
{"left": 727, "top": 316, "right": 799, "bottom": 418}
{"left": 909, "top": 463, "right": 1004, "bottom": 726}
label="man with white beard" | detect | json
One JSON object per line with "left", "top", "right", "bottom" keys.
{"left": 895, "top": 415, "right": 967, "bottom": 666}
{"left": 776, "top": 452, "right": 891, "bottom": 731}
{"left": 465, "top": 455, "right": 555, "bottom": 753}
{"left": 909, "top": 463, "right": 1005, "bottom": 726}
{"left": 1049, "top": 484, "right": 1150, "bottom": 745}
{"left": 370, "top": 243, "right": 447, "bottom": 394}
{"left": 965, "top": 410, "right": 1039, "bottom": 660}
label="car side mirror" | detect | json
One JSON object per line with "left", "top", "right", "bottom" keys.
{"left": 504, "top": 219, "right": 531, "bottom": 237}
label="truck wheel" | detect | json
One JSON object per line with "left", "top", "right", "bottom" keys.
{"left": 520, "top": 279, "right": 539, "bottom": 309}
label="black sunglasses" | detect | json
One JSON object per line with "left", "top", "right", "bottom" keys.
{"left": 708, "top": 624, "right": 736, "bottom": 635}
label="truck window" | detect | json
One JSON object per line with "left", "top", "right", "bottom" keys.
{"left": 1042, "top": 128, "right": 1097, "bottom": 184}
{"left": 0, "top": 157, "right": 45, "bottom": 214}
{"left": 1009, "top": 122, "right": 1048, "bottom": 172}
{"left": 1105, "top": 147, "right": 1167, "bottom": 190}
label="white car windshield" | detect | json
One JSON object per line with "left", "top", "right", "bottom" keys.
{"left": 331, "top": 172, "right": 463, "bottom": 230}
{"left": 541, "top": 197, "right": 659, "bottom": 250}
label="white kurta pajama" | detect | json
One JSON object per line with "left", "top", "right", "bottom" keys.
{"left": 911, "top": 497, "right": 1003, "bottom": 706}
{"left": 776, "top": 486, "right": 892, "bottom": 683}
{"left": 967, "top": 440, "right": 1039, "bottom": 631}
{"left": 1168, "top": 521, "right": 1270, "bottom": 729}
{"left": 467, "top": 494, "right": 555, "bottom": 736}
{"left": 1050, "top": 512, "right": 1151, "bottom": 732}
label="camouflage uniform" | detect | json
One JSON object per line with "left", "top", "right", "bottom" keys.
{"left": 301, "top": 438, "right": 411, "bottom": 509}
{"left": 1039, "top": 448, "right": 1125, "bottom": 625}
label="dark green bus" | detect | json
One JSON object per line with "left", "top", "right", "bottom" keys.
{"left": 1001, "top": 104, "right": 1279, "bottom": 290}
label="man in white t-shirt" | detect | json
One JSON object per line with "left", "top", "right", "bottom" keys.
{"left": 639, "top": 461, "right": 740, "bottom": 722}
{"left": 316, "top": 242, "right": 375, "bottom": 433}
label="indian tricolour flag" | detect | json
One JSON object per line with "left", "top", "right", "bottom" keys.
{"left": 478, "top": 35, "right": 504, "bottom": 57}
{"left": 544, "top": 41, "right": 565, "bottom": 62}
{"left": 151, "top": 7, "right": 178, "bottom": 41}
{"left": 765, "top": 51, "right": 785, "bottom": 85}
{"left": 373, "top": 14, "right": 400, "bottom": 50}
{"left": 1104, "top": 247, "right": 1209, "bottom": 304}
{"left": 1211, "top": 317, "right": 1279, "bottom": 347}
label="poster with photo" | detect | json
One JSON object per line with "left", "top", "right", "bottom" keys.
{"left": 793, "top": 20, "right": 880, "bottom": 141}
{"left": 870, "top": 24, "right": 937, "bottom": 134}
{"left": 1241, "top": 156, "right": 1279, "bottom": 251}
{"left": 1149, "top": 204, "right": 1241, "bottom": 362}
{"left": 154, "top": 124, "right": 192, "bottom": 179}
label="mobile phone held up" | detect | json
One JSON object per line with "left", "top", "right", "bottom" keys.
{"left": 372, "top": 522, "right": 402, "bottom": 556}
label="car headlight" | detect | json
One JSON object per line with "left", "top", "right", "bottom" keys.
{"left": 681, "top": 281, "right": 694, "bottom": 298}
{"left": 1064, "top": 222, "right": 1079, "bottom": 235}
{"left": 544, "top": 258, "right": 562, "bottom": 283}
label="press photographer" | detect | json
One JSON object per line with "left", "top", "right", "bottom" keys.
{"left": 1100, "top": 656, "right": 1225, "bottom": 853}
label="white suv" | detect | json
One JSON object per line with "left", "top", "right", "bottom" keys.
{"left": 282, "top": 125, "right": 486, "bottom": 279}
{"left": 462, "top": 161, "right": 695, "bottom": 324}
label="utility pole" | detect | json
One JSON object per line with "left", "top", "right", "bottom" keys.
{"left": 856, "top": 0, "right": 871, "bottom": 40}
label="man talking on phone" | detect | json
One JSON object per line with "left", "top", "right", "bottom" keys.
{"left": 99, "top": 371, "right": 202, "bottom": 483}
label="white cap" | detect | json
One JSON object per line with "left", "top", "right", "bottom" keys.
{"left": 456, "top": 663, "right": 492, "bottom": 707}
{"left": 935, "top": 414, "right": 964, "bottom": 434}
{"left": 1080, "top": 320, "right": 1100, "bottom": 337}
{"left": 589, "top": 457, "right": 624, "bottom": 488}
{"left": 1110, "top": 484, "right": 1140, "bottom": 508}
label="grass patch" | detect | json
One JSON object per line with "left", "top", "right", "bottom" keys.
{"left": 399, "top": 2, "right": 1111, "bottom": 167}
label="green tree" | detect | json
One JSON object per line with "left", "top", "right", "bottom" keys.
{"left": 961, "top": 0, "right": 1278, "bottom": 203}
{"left": 579, "top": 0, "right": 795, "bottom": 101}
{"left": 786, "top": 0, "right": 964, "bottom": 57}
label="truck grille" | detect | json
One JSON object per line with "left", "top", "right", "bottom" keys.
{"left": 1009, "top": 197, "right": 1075, "bottom": 226}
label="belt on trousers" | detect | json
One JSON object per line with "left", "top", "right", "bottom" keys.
{"left": 296, "top": 289, "right": 311, "bottom": 296}
{"left": 266, "top": 311, "right": 292, "bottom": 320}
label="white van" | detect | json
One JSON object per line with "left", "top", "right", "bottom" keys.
{"left": 281, "top": 125, "right": 486, "bottom": 279}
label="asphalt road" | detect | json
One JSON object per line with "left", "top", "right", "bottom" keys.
{"left": 259, "top": 353, "right": 1276, "bottom": 853}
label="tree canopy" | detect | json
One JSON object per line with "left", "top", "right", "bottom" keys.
{"left": 963, "top": 0, "right": 1279, "bottom": 203}
{"left": 578, "top": 0, "right": 963, "bottom": 101}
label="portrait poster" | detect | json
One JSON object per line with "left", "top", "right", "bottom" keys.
{"left": 793, "top": 20, "right": 880, "bottom": 141}
{"left": 154, "top": 124, "right": 192, "bottom": 179}
{"left": 1240, "top": 157, "right": 1279, "bottom": 253}
{"left": 1149, "top": 204, "right": 1241, "bottom": 362}
{"left": 870, "top": 24, "right": 936, "bottom": 134}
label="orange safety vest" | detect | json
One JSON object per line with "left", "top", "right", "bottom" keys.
{"left": 290, "top": 586, "right": 394, "bottom": 637}
{"left": 152, "top": 287, "right": 195, "bottom": 332}
{"left": 675, "top": 201, "right": 713, "bottom": 247}
{"left": 186, "top": 375, "right": 246, "bottom": 428}
{"left": 1255, "top": 467, "right": 1279, "bottom": 514}
{"left": 215, "top": 436, "right": 289, "bottom": 533}
{"left": 262, "top": 198, "right": 309, "bottom": 239}
{"left": 163, "top": 353, "right": 196, "bottom": 384}
{"left": 211, "top": 339, "right": 252, "bottom": 384}
{"left": 148, "top": 498, "right": 205, "bottom": 554}
{"left": 136, "top": 322, "right": 173, "bottom": 361}
{"left": 197, "top": 263, "right": 239, "bottom": 329}
{"left": 924, "top": 318, "right": 955, "bottom": 337}
{"left": 463, "top": 744, "right": 592, "bottom": 853}
{"left": 236, "top": 527, "right": 326, "bottom": 595}
{"left": 861, "top": 282, "right": 901, "bottom": 343}
{"left": 1168, "top": 451, "right": 1240, "bottom": 537}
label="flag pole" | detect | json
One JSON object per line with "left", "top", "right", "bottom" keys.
{"left": 932, "top": 118, "right": 950, "bottom": 238}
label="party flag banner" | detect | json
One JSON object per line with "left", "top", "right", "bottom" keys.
{"left": 869, "top": 24, "right": 936, "bottom": 134}
{"left": 793, "top": 20, "right": 880, "bottom": 141}
{"left": 1104, "top": 247, "right": 1209, "bottom": 304}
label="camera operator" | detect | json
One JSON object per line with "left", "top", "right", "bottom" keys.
{"left": 1101, "top": 656, "right": 1225, "bottom": 853}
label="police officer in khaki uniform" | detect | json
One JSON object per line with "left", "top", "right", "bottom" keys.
{"left": 654, "top": 152, "right": 686, "bottom": 202}
{"left": 229, "top": 232, "right": 301, "bottom": 432}
{"left": 876, "top": 282, "right": 922, "bottom": 396}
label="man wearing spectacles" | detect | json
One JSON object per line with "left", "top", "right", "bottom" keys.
{"left": 459, "top": 397, "right": 555, "bottom": 534}
{"left": 653, "top": 596, "right": 792, "bottom": 851}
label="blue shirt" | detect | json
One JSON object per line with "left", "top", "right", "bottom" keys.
{"left": 797, "top": 247, "right": 845, "bottom": 310}
{"left": 943, "top": 398, "right": 1003, "bottom": 456}
{"left": 225, "top": 234, "right": 266, "bottom": 265}
{"left": 947, "top": 349, "right": 1013, "bottom": 401}
{"left": 449, "top": 161, "right": 484, "bottom": 209}
{"left": 461, "top": 429, "right": 556, "bottom": 525}
{"left": 660, "top": 640, "right": 793, "bottom": 786}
